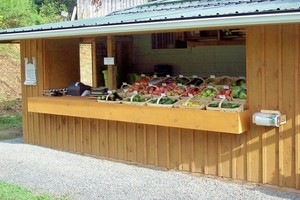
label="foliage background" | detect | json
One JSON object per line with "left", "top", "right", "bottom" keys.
{"left": 0, "top": 0, "right": 77, "bottom": 106}
{"left": 0, "top": 0, "right": 77, "bottom": 29}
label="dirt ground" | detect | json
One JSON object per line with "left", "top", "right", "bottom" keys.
{"left": 0, "top": 127, "right": 22, "bottom": 137}
{"left": 0, "top": 44, "right": 21, "bottom": 101}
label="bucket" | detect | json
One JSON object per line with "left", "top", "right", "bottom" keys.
{"left": 102, "top": 70, "right": 108, "bottom": 87}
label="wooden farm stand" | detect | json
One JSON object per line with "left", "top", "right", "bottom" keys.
{"left": 1, "top": 0, "right": 300, "bottom": 191}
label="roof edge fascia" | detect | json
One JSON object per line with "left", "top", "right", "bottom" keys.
{"left": 0, "top": 12, "right": 299, "bottom": 41}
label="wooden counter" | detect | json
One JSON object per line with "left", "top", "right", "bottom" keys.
{"left": 28, "top": 96, "right": 250, "bottom": 134}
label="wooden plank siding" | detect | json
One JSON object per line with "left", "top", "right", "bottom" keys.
{"left": 21, "top": 24, "right": 300, "bottom": 189}
{"left": 77, "top": 0, "right": 148, "bottom": 19}
{"left": 247, "top": 24, "right": 300, "bottom": 188}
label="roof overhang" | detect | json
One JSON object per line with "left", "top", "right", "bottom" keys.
{"left": 0, "top": 12, "right": 300, "bottom": 41}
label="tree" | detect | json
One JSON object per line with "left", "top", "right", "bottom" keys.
{"left": 0, "top": 0, "right": 39, "bottom": 28}
{"left": 36, "top": 0, "right": 77, "bottom": 23}
{"left": 0, "top": 0, "right": 77, "bottom": 29}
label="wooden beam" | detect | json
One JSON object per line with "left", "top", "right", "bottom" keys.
{"left": 107, "top": 35, "right": 116, "bottom": 89}
{"left": 91, "top": 39, "right": 97, "bottom": 87}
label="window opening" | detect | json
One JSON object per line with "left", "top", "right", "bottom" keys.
{"left": 80, "top": 43, "right": 92, "bottom": 86}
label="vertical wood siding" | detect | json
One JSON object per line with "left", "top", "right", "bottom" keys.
{"left": 21, "top": 39, "right": 45, "bottom": 144}
{"left": 22, "top": 24, "right": 300, "bottom": 189}
{"left": 247, "top": 24, "right": 300, "bottom": 188}
{"left": 77, "top": 0, "right": 147, "bottom": 19}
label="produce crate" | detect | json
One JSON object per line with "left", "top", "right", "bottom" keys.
{"left": 217, "top": 76, "right": 235, "bottom": 86}
{"left": 206, "top": 98, "right": 244, "bottom": 112}
{"left": 195, "top": 87, "right": 217, "bottom": 99}
{"left": 175, "top": 75, "right": 191, "bottom": 85}
{"left": 186, "top": 76, "right": 205, "bottom": 86}
{"left": 122, "top": 94, "right": 152, "bottom": 106}
{"left": 202, "top": 77, "right": 220, "bottom": 86}
{"left": 97, "top": 93, "right": 123, "bottom": 104}
{"left": 146, "top": 96, "right": 179, "bottom": 108}
{"left": 175, "top": 97, "right": 211, "bottom": 110}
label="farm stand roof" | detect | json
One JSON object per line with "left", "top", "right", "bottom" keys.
{"left": 0, "top": 0, "right": 299, "bottom": 40}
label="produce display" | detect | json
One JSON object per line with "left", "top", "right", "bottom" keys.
{"left": 122, "top": 94, "right": 151, "bottom": 105}
{"left": 206, "top": 99, "right": 244, "bottom": 112}
{"left": 175, "top": 97, "right": 211, "bottom": 110}
{"left": 196, "top": 88, "right": 217, "bottom": 99}
{"left": 97, "top": 90, "right": 123, "bottom": 103}
{"left": 231, "top": 79, "right": 247, "bottom": 100}
{"left": 95, "top": 74, "right": 247, "bottom": 112}
{"left": 147, "top": 96, "right": 178, "bottom": 107}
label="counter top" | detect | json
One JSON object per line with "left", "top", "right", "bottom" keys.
{"left": 28, "top": 96, "right": 250, "bottom": 134}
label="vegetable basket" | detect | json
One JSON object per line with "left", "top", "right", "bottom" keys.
{"left": 186, "top": 76, "right": 205, "bottom": 86}
{"left": 97, "top": 93, "right": 123, "bottom": 104}
{"left": 122, "top": 93, "right": 152, "bottom": 106}
{"left": 202, "top": 77, "right": 220, "bottom": 86}
{"left": 175, "top": 76, "right": 191, "bottom": 85}
{"left": 146, "top": 96, "right": 178, "bottom": 108}
{"left": 117, "top": 83, "right": 132, "bottom": 95}
{"left": 195, "top": 87, "right": 217, "bottom": 99}
{"left": 171, "top": 85, "right": 188, "bottom": 97}
{"left": 175, "top": 96, "right": 211, "bottom": 110}
{"left": 206, "top": 98, "right": 244, "bottom": 112}
{"left": 217, "top": 76, "right": 235, "bottom": 86}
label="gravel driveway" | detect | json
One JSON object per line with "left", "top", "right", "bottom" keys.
{"left": 1, "top": 137, "right": 300, "bottom": 200}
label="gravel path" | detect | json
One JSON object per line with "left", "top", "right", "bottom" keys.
{"left": 1, "top": 137, "right": 300, "bottom": 200}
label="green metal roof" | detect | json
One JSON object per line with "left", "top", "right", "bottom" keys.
{"left": 0, "top": 0, "right": 299, "bottom": 41}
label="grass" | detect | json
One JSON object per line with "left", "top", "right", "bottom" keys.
{"left": 0, "top": 114, "right": 22, "bottom": 131}
{"left": 0, "top": 180, "right": 67, "bottom": 200}
{"left": 0, "top": 99, "right": 22, "bottom": 140}
{"left": 0, "top": 99, "right": 22, "bottom": 132}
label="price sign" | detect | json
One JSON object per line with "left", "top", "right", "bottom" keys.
{"left": 192, "top": 75, "right": 197, "bottom": 78}
{"left": 153, "top": 75, "right": 157, "bottom": 78}
{"left": 161, "top": 93, "right": 166, "bottom": 97}
{"left": 133, "top": 91, "right": 138, "bottom": 94}
{"left": 188, "top": 93, "right": 194, "bottom": 97}
{"left": 122, "top": 82, "right": 128, "bottom": 86}
{"left": 162, "top": 83, "right": 167, "bottom": 87}
{"left": 107, "top": 90, "right": 112, "bottom": 94}
{"left": 219, "top": 95, "right": 226, "bottom": 99}
{"left": 190, "top": 84, "right": 195, "bottom": 88}
{"left": 135, "top": 83, "right": 140, "bottom": 86}
{"left": 239, "top": 76, "right": 246, "bottom": 79}
{"left": 148, "top": 83, "right": 153, "bottom": 86}
{"left": 177, "top": 83, "right": 183, "bottom": 86}
{"left": 179, "top": 75, "right": 183, "bottom": 78}
{"left": 223, "top": 85, "right": 230, "bottom": 89}
{"left": 166, "top": 75, "right": 170, "bottom": 78}
{"left": 103, "top": 57, "right": 115, "bottom": 65}
{"left": 141, "top": 74, "right": 146, "bottom": 77}
{"left": 210, "top": 75, "right": 216, "bottom": 78}
{"left": 207, "top": 85, "right": 213, "bottom": 89}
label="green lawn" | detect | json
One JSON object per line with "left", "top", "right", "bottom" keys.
{"left": 0, "top": 114, "right": 22, "bottom": 131}
{"left": 0, "top": 99, "right": 22, "bottom": 132}
{"left": 0, "top": 180, "right": 67, "bottom": 200}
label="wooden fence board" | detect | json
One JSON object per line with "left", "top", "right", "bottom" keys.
{"left": 117, "top": 122, "right": 126, "bottom": 160}
{"left": 146, "top": 125, "right": 157, "bottom": 166}
{"left": 169, "top": 127, "right": 181, "bottom": 170}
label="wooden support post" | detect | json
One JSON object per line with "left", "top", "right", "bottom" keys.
{"left": 91, "top": 39, "right": 97, "bottom": 87}
{"left": 107, "top": 35, "right": 116, "bottom": 89}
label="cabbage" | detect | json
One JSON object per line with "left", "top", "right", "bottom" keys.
{"left": 239, "top": 90, "right": 247, "bottom": 99}
{"left": 232, "top": 86, "right": 242, "bottom": 98}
